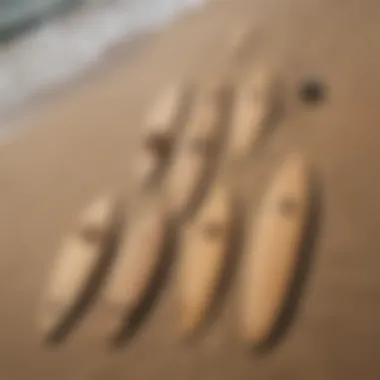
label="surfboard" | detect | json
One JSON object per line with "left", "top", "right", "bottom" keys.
{"left": 166, "top": 79, "right": 228, "bottom": 216}
{"left": 228, "top": 24, "right": 256, "bottom": 64}
{"left": 227, "top": 66, "right": 276, "bottom": 159}
{"left": 103, "top": 191, "right": 168, "bottom": 335}
{"left": 135, "top": 82, "right": 192, "bottom": 186}
{"left": 39, "top": 194, "right": 119, "bottom": 338}
{"left": 178, "top": 181, "right": 232, "bottom": 335}
{"left": 240, "top": 154, "right": 310, "bottom": 344}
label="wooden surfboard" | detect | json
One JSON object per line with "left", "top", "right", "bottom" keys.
{"left": 228, "top": 66, "right": 276, "bottom": 159}
{"left": 240, "top": 154, "right": 310, "bottom": 344}
{"left": 135, "top": 82, "right": 192, "bottom": 185}
{"left": 103, "top": 191, "right": 168, "bottom": 335}
{"left": 39, "top": 194, "right": 119, "bottom": 338}
{"left": 178, "top": 181, "right": 232, "bottom": 335}
{"left": 166, "top": 79, "right": 228, "bottom": 215}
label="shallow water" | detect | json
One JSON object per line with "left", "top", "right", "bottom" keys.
{"left": 0, "top": 0, "right": 204, "bottom": 124}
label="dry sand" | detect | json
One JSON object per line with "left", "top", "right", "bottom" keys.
{"left": 2, "top": 0, "right": 380, "bottom": 378}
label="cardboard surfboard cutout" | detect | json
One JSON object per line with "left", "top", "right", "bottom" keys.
{"left": 166, "top": 79, "right": 228, "bottom": 215}
{"left": 178, "top": 181, "right": 232, "bottom": 335}
{"left": 240, "top": 154, "right": 310, "bottom": 344}
{"left": 39, "top": 194, "right": 119, "bottom": 338}
{"left": 103, "top": 191, "right": 168, "bottom": 335}
{"left": 228, "top": 66, "right": 276, "bottom": 159}
{"left": 135, "top": 82, "right": 192, "bottom": 185}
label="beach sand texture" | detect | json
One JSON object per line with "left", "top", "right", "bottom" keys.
{"left": 1, "top": 0, "right": 380, "bottom": 379}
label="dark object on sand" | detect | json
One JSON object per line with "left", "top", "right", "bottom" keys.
{"left": 299, "top": 76, "right": 325, "bottom": 104}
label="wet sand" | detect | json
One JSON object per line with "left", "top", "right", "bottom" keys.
{"left": 2, "top": 0, "right": 380, "bottom": 378}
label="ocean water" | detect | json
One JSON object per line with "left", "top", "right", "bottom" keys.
{"left": 0, "top": 0, "right": 204, "bottom": 122}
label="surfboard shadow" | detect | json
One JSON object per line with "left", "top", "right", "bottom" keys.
{"left": 45, "top": 205, "right": 125, "bottom": 345}
{"left": 252, "top": 168, "right": 323, "bottom": 353}
{"left": 110, "top": 217, "right": 179, "bottom": 347}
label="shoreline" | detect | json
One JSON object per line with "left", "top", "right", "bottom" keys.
{"left": 0, "top": 0, "right": 241, "bottom": 144}
{"left": 0, "top": 29, "right": 154, "bottom": 142}
{"left": 0, "top": 0, "right": 205, "bottom": 137}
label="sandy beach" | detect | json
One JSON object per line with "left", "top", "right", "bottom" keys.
{"left": 2, "top": 0, "right": 380, "bottom": 378}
